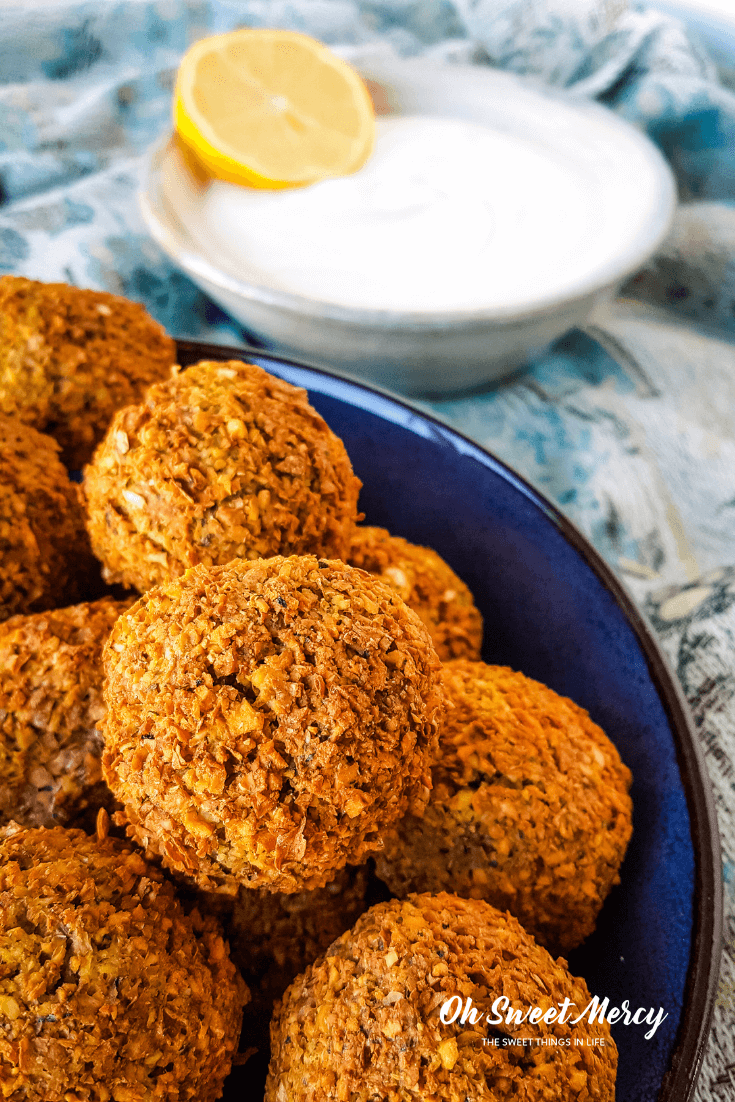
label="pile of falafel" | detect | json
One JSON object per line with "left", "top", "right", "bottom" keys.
{"left": 0, "top": 276, "right": 632, "bottom": 1101}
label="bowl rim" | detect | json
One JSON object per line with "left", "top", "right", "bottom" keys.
{"left": 175, "top": 337, "right": 722, "bottom": 1102}
{"left": 141, "top": 57, "right": 677, "bottom": 329}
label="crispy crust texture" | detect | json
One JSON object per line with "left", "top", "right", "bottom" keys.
{"left": 375, "top": 662, "right": 633, "bottom": 953}
{"left": 266, "top": 893, "right": 617, "bottom": 1102}
{"left": 102, "top": 555, "right": 445, "bottom": 893}
{"left": 226, "top": 864, "right": 371, "bottom": 1031}
{"left": 348, "top": 527, "right": 483, "bottom": 661}
{"left": 83, "top": 359, "right": 362, "bottom": 593}
{"left": 0, "top": 417, "right": 94, "bottom": 622}
{"left": 0, "top": 824, "right": 247, "bottom": 1102}
{"left": 0, "top": 276, "right": 176, "bottom": 469}
{"left": 0, "top": 598, "right": 132, "bottom": 831}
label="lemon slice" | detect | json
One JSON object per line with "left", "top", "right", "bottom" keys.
{"left": 173, "top": 28, "right": 376, "bottom": 189}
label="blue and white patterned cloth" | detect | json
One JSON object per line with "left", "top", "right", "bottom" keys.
{"left": 2, "top": 0, "right": 735, "bottom": 1093}
{"left": 3, "top": 0, "right": 735, "bottom": 330}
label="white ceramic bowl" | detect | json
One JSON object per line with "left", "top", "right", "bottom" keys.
{"left": 139, "top": 57, "right": 676, "bottom": 396}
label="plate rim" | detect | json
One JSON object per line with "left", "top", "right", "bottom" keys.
{"left": 175, "top": 338, "right": 722, "bottom": 1102}
{"left": 141, "top": 57, "right": 677, "bottom": 328}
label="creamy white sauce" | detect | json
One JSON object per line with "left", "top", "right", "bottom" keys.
{"left": 187, "top": 115, "right": 600, "bottom": 313}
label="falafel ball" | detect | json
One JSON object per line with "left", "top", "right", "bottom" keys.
{"left": 375, "top": 661, "right": 633, "bottom": 953}
{"left": 0, "top": 824, "right": 247, "bottom": 1102}
{"left": 0, "top": 597, "right": 132, "bottom": 831}
{"left": 0, "top": 417, "right": 94, "bottom": 621}
{"left": 266, "top": 892, "right": 617, "bottom": 1102}
{"left": 83, "top": 359, "right": 362, "bottom": 593}
{"left": 227, "top": 864, "right": 371, "bottom": 1013}
{"left": 206, "top": 863, "right": 374, "bottom": 1059}
{"left": 102, "top": 555, "right": 445, "bottom": 894}
{"left": 0, "top": 275, "right": 176, "bottom": 468}
{"left": 348, "top": 526, "right": 483, "bottom": 661}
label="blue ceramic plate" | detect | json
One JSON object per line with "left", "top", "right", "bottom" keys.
{"left": 176, "top": 341, "right": 721, "bottom": 1102}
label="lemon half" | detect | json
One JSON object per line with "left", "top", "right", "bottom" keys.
{"left": 174, "top": 29, "right": 376, "bottom": 189}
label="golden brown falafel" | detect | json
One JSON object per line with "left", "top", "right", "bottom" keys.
{"left": 266, "top": 892, "right": 617, "bottom": 1102}
{"left": 0, "top": 417, "right": 94, "bottom": 621}
{"left": 0, "top": 275, "right": 176, "bottom": 468}
{"left": 348, "top": 525, "right": 483, "bottom": 661}
{"left": 375, "top": 662, "right": 633, "bottom": 953}
{"left": 83, "top": 359, "right": 362, "bottom": 593}
{"left": 0, "top": 597, "right": 133, "bottom": 831}
{"left": 0, "top": 823, "right": 247, "bottom": 1102}
{"left": 102, "top": 555, "right": 445, "bottom": 894}
{"left": 225, "top": 863, "right": 371, "bottom": 1033}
